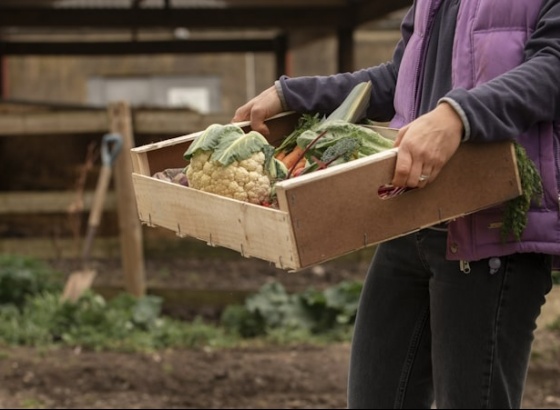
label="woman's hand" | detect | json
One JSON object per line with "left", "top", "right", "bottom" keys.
{"left": 232, "top": 85, "right": 284, "bottom": 136}
{"left": 392, "top": 102, "right": 463, "bottom": 188}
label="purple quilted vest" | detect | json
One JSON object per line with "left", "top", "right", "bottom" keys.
{"left": 391, "top": 0, "right": 560, "bottom": 262}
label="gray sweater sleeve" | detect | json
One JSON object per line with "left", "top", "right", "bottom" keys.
{"left": 445, "top": 0, "right": 560, "bottom": 143}
{"left": 277, "top": 6, "right": 414, "bottom": 123}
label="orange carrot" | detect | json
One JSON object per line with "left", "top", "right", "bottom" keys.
{"left": 293, "top": 157, "right": 306, "bottom": 171}
{"left": 282, "top": 145, "right": 305, "bottom": 170}
{"left": 292, "top": 166, "right": 306, "bottom": 178}
{"left": 275, "top": 151, "right": 287, "bottom": 161}
{"left": 290, "top": 159, "right": 307, "bottom": 178}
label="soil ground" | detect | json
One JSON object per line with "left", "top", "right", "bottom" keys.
{"left": 0, "top": 253, "right": 558, "bottom": 409}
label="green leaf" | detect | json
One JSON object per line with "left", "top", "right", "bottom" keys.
{"left": 212, "top": 130, "right": 272, "bottom": 166}
{"left": 274, "top": 113, "right": 322, "bottom": 155}
{"left": 270, "top": 157, "right": 289, "bottom": 180}
{"left": 184, "top": 123, "right": 245, "bottom": 160}
{"left": 326, "top": 81, "right": 372, "bottom": 123}
{"left": 296, "top": 120, "right": 393, "bottom": 160}
{"left": 132, "top": 296, "right": 163, "bottom": 329}
{"left": 501, "top": 142, "right": 544, "bottom": 241}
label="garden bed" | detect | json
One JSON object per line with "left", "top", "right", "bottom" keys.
{"left": 4, "top": 254, "right": 550, "bottom": 409}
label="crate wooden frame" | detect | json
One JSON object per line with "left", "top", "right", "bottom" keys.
{"left": 131, "top": 112, "right": 522, "bottom": 271}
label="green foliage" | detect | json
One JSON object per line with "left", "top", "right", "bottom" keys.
{"left": 296, "top": 120, "right": 393, "bottom": 162}
{"left": 548, "top": 313, "right": 560, "bottom": 332}
{"left": 220, "top": 281, "right": 362, "bottom": 341}
{"left": 0, "top": 256, "right": 363, "bottom": 351}
{"left": 553, "top": 270, "right": 560, "bottom": 285}
{"left": 220, "top": 304, "right": 265, "bottom": 338}
{"left": 501, "top": 143, "right": 544, "bottom": 241}
{"left": 0, "top": 255, "right": 63, "bottom": 309}
{"left": 0, "top": 290, "right": 235, "bottom": 352}
{"left": 321, "top": 137, "right": 362, "bottom": 164}
{"left": 274, "top": 113, "right": 322, "bottom": 156}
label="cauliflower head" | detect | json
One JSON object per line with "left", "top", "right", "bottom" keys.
{"left": 186, "top": 150, "right": 272, "bottom": 204}
{"left": 183, "top": 124, "right": 288, "bottom": 205}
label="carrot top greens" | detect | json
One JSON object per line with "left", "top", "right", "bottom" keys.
{"left": 500, "top": 143, "right": 543, "bottom": 242}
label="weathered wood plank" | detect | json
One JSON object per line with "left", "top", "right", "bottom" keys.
{"left": 0, "top": 237, "right": 122, "bottom": 260}
{"left": 132, "top": 173, "right": 299, "bottom": 270}
{"left": 109, "top": 102, "right": 146, "bottom": 297}
{"left": 0, "top": 191, "right": 117, "bottom": 214}
{"left": 0, "top": 109, "right": 232, "bottom": 136}
{"left": 0, "top": 110, "right": 108, "bottom": 135}
{"left": 133, "top": 111, "right": 231, "bottom": 135}
{"left": 0, "top": 229, "right": 238, "bottom": 261}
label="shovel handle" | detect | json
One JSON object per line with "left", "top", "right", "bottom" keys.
{"left": 88, "top": 133, "right": 122, "bottom": 227}
{"left": 88, "top": 165, "right": 112, "bottom": 228}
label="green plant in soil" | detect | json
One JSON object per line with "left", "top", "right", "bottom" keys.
{"left": 220, "top": 280, "right": 362, "bottom": 342}
{"left": 0, "top": 255, "right": 363, "bottom": 352}
{"left": 0, "top": 255, "right": 63, "bottom": 309}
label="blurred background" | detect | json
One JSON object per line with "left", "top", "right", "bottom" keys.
{"left": 0, "top": 0, "right": 411, "bottom": 275}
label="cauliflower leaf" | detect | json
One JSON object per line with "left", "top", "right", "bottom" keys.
{"left": 213, "top": 130, "right": 271, "bottom": 166}
{"left": 184, "top": 123, "right": 244, "bottom": 161}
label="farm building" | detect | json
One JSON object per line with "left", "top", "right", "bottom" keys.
{"left": 0, "top": 0, "right": 412, "bottom": 296}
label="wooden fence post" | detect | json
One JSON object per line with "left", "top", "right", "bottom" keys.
{"left": 108, "top": 101, "right": 146, "bottom": 297}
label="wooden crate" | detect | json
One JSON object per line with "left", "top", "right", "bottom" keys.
{"left": 130, "top": 112, "right": 522, "bottom": 271}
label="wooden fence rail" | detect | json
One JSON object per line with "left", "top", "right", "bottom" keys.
{"left": 0, "top": 103, "right": 229, "bottom": 296}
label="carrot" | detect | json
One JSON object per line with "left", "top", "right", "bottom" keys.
{"left": 291, "top": 159, "right": 307, "bottom": 178}
{"left": 293, "top": 157, "right": 306, "bottom": 171}
{"left": 292, "top": 166, "right": 306, "bottom": 178}
{"left": 275, "top": 150, "right": 287, "bottom": 161}
{"left": 282, "top": 145, "right": 305, "bottom": 170}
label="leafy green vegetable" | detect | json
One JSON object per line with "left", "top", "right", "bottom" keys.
{"left": 274, "top": 113, "right": 321, "bottom": 156}
{"left": 221, "top": 280, "right": 362, "bottom": 338}
{"left": 500, "top": 142, "right": 544, "bottom": 241}
{"left": 321, "top": 137, "right": 362, "bottom": 164}
{"left": 273, "top": 81, "right": 372, "bottom": 158}
{"left": 296, "top": 120, "right": 393, "bottom": 160}
{"left": 326, "top": 80, "right": 372, "bottom": 123}
{"left": 184, "top": 122, "right": 283, "bottom": 192}
{"left": 0, "top": 255, "right": 62, "bottom": 309}
{"left": 184, "top": 124, "right": 275, "bottom": 168}
{"left": 184, "top": 123, "right": 244, "bottom": 161}
{"left": 270, "top": 82, "right": 394, "bottom": 181}
{"left": 212, "top": 130, "right": 274, "bottom": 167}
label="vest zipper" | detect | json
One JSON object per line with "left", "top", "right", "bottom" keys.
{"left": 460, "top": 260, "right": 471, "bottom": 274}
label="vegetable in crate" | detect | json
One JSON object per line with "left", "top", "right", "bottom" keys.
{"left": 184, "top": 123, "right": 287, "bottom": 205}
{"left": 152, "top": 168, "right": 188, "bottom": 186}
{"left": 295, "top": 120, "right": 395, "bottom": 173}
{"left": 273, "top": 82, "right": 395, "bottom": 178}
{"left": 273, "top": 80, "right": 373, "bottom": 161}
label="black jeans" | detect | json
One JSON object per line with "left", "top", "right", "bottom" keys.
{"left": 347, "top": 228, "right": 553, "bottom": 409}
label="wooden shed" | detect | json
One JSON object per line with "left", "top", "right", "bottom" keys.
{"left": 0, "top": 0, "right": 412, "bottom": 296}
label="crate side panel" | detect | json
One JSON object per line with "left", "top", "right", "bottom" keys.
{"left": 132, "top": 174, "right": 299, "bottom": 269}
{"left": 130, "top": 151, "right": 151, "bottom": 177}
{"left": 281, "top": 142, "right": 520, "bottom": 268}
{"left": 131, "top": 141, "right": 191, "bottom": 176}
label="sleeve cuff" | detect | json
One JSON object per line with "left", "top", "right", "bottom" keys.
{"left": 274, "top": 80, "right": 289, "bottom": 111}
{"left": 438, "top": 97, "right": 471, "bottom": 142}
